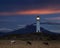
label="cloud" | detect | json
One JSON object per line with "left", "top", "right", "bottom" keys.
{"left": 0, "top": 0, "right": 60, "bottom": 15}
{"left": 45, "top": 17, "right": 60, "bottom": 20}
{"left": 0, "top": 9, "right": 60, "bottom": 15}
{"left": 0, "top": 28, "right": 13, "bottom": 32}
{"left": 18, "top": 25, "right": 26, "bottom": 27}
{"left": 14, "top": 25, "right": 26, "bottom": 30}
{"left": 16, "top": 9, "right": 60, "bottom": 15}
{"left": 50, "top": 30, "right": 60, "bottom": 33}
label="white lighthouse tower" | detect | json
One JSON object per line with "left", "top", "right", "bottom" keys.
{"left": 36, "top": 16, "right": 40, "bottom": 32}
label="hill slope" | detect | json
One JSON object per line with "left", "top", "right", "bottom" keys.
{"left": 0, "top": 24, "right": 60, "bottom": 40}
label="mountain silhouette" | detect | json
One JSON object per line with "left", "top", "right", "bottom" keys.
{"left": 0, "top": 32, "right": 5, "bottom": 36}
{"left": 0, "top": 24, "right": 60, "bottom": 40}
{"left": 7, "top": 24, "right": 58, "bottom": 35}
{"left": 0, "top": 24, "right": 59, "bottom": 35}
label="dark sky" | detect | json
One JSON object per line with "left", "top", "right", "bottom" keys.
{"left": 0, "top": 0, "right": 60, "bottom": 15}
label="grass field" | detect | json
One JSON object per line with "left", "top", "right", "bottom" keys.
{"left": 0, "top": 40, "right": 60, "bottom": 48}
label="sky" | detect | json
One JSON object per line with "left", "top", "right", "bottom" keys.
{"left": 0, "top": 0, "right": 60, "bottom": 33}
{"left": 0, "top": 0, "right": 60, "bottom": 15}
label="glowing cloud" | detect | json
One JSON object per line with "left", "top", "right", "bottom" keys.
{"left": 0, "top": 9, "right": 60, "bottom": 15}
{"left": 17, "top": 9, "right": 60, "bottom": 15}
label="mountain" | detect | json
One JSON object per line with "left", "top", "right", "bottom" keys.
{"left": 1, "top": 24, "right": 60, "bottom": 35}
{"left": 8, "top": 24, "right": 59, "bottom": 34}
{"left": 8, "top": 24, "right": 36, "bottom": 34}
{"left": 0, "top": 32, "right": 5, "bottom": 36}
{"left": 0, "top": 24, "right": 60, "bottom": 40}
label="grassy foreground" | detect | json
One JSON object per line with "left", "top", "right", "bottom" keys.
{"left": 0, "top": 40, "right": 60, "bottom": 48}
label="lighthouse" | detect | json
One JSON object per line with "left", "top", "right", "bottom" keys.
{"left": 36, "top": 16, "right": 40, "bottom": 32}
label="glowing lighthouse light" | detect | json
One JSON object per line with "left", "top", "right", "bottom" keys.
{"left": 36, "top": 17, "right": 40, "bottom": 20}
{"left": 36, "top": 16, "right": 40, "bottom": 32}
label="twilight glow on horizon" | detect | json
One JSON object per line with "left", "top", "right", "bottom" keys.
{"left": 0, "top": 0, "right": 60, "bottom": 15}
